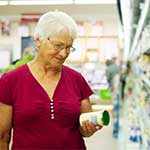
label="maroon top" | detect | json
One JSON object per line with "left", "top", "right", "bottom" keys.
{"left": 0, "top": 64, "right": 93, "bottom": 150}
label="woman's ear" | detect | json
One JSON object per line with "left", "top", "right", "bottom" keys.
{"left": 35, "top": 37, "right": 41, "bottom": 49}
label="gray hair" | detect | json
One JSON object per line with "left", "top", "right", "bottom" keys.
{"left": 34, "top": 11, "right": 78, "bottom": 41}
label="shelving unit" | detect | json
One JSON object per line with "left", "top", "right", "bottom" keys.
{"left": 67, "top": 35, "right": 119, "bottom": 63}
{"left": 129, "top": 0, "right": 150, "bottom": 59}
{"left": 119, "top": 73, "right": 149, "bottom": 149}
{"left": 119, "top": 0, "right": 150, "bottom": 148}
{"left": 141, "top": 74, "right": 150, "bottom": 88}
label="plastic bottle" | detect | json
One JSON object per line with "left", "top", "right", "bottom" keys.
{"left": 79, "top": 110, "right": 110, "bottom": 126}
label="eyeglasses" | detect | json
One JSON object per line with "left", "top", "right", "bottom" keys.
{"left": 48, "top": 38, "right": 76, "bottom": 53}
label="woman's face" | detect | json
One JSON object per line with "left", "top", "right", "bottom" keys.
{"left": 37, "top": 31, "right": 74, "bottom": 67}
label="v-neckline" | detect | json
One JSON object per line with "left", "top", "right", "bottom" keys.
{"left": 25, "top": 64, "right": 63, "bottom": 101}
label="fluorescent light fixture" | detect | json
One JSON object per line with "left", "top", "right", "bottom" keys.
{"left": 9, "top": 0, "right": 73, "bottom": 5}
{"left": 0, "top": 1, "right": 8, "bottom": 5}
{"left": 75, "top": 0, "right": 117, "bottom": 4}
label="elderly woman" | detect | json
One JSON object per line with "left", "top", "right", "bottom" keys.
{"left": 0, "top": 11, "right": 102, "bottom": 150}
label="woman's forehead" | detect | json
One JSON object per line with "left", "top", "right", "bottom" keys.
{"left": 51, "top": 32, "right": 73, "bottom": 44}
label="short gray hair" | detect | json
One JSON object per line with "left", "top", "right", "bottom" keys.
{"left": 34, "top": 11, "right": 78, "bottom": 41}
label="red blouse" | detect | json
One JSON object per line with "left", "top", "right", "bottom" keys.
{"left": 0, "top": 64, "right": 93, "bottom": 150}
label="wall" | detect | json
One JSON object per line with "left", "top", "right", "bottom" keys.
{"left": 0, "top": 4, "right": 120, "bottom": 62}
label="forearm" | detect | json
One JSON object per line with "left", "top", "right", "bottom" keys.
{"left": 0, "top": 133, "right": 11, "bottom": 150}
{"left": 0, "top": 140, "right": 9, "bottom": 150}
{"left": 0, "top": 103, "right": 12, "bottom": 150}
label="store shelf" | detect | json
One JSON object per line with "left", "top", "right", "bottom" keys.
{"left": 135, "top": 98, "right": 148, "bottom": 149}
{"left": 120, "top": 0, "right": 150, "bottom": 148}
{"left": 119, "top": 99, "right": 142, "bottom": 150}
{"left": 141, "top": 75, "right": 150, "bottom": 88}
{"left": 129, "top": 0, "right": 150, "bottom": 60}
{"left": 119, "top": 69, "right": 150, "bottom": 149}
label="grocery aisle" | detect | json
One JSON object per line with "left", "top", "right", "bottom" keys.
{"left": 85, "top": 113, "right": 118, "bottom": 150}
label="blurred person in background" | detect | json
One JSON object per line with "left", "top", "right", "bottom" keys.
{"left": 120, "top": 61, "right": 131, "bottom": 100}
{"left": 0, "top": 11, "right": 102, "bottom": 150}
{"left": 0, "top": 47, "right": 35, "bottom": 76}
{"left": 105, "top": 57, "right": 120, "bottom": 91}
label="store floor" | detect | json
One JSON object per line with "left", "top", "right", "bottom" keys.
{"left": 85, "top": 109, "right": 118, "bottom": 150}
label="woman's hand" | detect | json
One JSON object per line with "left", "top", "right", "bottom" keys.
{"left": 79, "top": 120, "right": 102, "bottom": 137}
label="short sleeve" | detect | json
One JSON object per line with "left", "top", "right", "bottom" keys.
{"left": 79, "top": 74, "right": 93, "bottom": 100}
{"left": 0, "top": 74, "right": 12, "bottom": 105}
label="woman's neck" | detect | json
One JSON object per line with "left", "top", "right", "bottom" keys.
{"left": 28, "top": 56, "right": 62, "bottom": 77}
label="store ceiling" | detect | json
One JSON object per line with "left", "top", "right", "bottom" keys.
{"left": 0, "top": 0, "right": 116, "bottom": 5}
{"left": 0, "top": 4, "right": 118, "bottom": 20}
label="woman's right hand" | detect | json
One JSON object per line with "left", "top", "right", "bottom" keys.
{"left": 79, "top": 120, "right": 102, "bottom": 137}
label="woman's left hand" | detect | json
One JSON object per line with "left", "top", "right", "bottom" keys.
{"left": 79, "top": 120, "right": 102, "bottom": 137}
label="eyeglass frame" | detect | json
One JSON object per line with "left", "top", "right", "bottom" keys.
{"left": 48, "top": 38, "right": 76, "bottom": 53}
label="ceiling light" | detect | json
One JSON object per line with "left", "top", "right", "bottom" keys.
{"left": 75, "top": 0, "right": 117, "bottom": 4}
{"left": 9, "top": 0, "right": 73, "bottom": 5}
{"left": 0, "top": 1, "right": 8, "bottom": 5}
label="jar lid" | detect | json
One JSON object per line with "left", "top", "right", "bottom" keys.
{"left": 101, "top": 110, "right": 110, "bottom": 126}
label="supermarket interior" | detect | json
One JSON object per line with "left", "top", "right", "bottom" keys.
{"left": 0, "top": 0, "right": 150, "bottom": 150}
